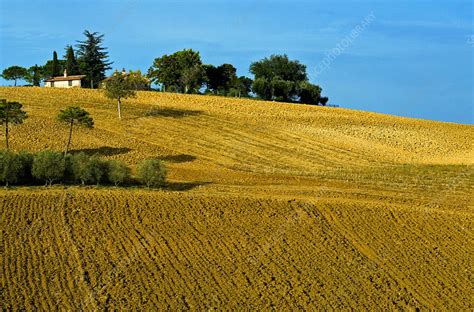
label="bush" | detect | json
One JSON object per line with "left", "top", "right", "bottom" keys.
{"left": 17, "top": 150, "right": 34, "bottom": 183}
{"left": 0, "top": 149, "right": 22, "bottom": 187}
{"left": 107, "top": 160, "right": 130, "bottom": 186}
{"left": 71, "top": 153, "right": 108, "bottom": 185}
{"left": 71, "top": 152, "right": 92, "bottom": 185}
{"left": 137, "top": 158, "right": 166, "bottom": 188}
{"left": 32, "top": 150, "right": 65, "bottom": 186}
{"left": 89, "top": 155, "right": 107, "bottom": 185}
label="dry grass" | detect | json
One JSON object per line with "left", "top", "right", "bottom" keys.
{"left": 1, "top": 87, "right": 473, "bottom": 309}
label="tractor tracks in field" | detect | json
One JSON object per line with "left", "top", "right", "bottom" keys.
{"left": 57, "top": 191, "right": 99, "bottom": 310}
{"left": 305, "top": 199, "right": 431, "bottom": 309}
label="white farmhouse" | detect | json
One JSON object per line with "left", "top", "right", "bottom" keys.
{"left": 44, "top": 70, "right": 86, "bottom": 88}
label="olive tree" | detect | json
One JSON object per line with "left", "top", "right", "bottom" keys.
{"left": 0, "top": 150, "right": 22, "bottom": 187}
{"left": 32, "top": 150, "right": 65, "bottom": 186}
{"left": 137, "top": 158, "right": 166, "bottom": 188}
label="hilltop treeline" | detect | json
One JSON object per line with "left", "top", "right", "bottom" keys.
{"left": 1, "top": 30, "right": 329, "bottom": 105}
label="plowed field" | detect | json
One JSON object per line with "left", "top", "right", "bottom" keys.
{"left": 1, "top": 87, "right": 473, "bottom": 309}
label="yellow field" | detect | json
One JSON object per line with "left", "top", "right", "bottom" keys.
{"left": 1, "top": 86, "right": 473, "bottom": 309}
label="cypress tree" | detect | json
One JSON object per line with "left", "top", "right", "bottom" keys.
{"left": 65, "top": 45, "right": 78, "bottom": 75}
{"left": 51, "top": 51, "right": 60, "bottom": 77}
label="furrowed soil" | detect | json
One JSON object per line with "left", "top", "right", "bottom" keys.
{"left": 1, "top": 87, "right": 473, "bottom": 309}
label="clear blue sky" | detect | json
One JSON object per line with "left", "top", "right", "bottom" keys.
{"left": 0, "top": 0, "right": 472, "bottom": 124}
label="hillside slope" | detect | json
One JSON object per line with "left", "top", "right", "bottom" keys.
{"left": 1, "top": 87, "right": 473, "bottom": 309}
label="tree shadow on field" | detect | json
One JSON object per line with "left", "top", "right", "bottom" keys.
{"left": 161, "top": 154, "right": 197, "bottom": 163}
{"left": 144, "top": 107, "right": 203, "bottom": 118}
{"left": 69, "top": 146, "right": 132, "bottom": 156}
{"left": 165, "top": 181, "right": 210, "bottom": 191}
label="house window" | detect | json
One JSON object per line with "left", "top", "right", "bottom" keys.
{"left": 68, "top": 80, "right": 72, "bottom": 87}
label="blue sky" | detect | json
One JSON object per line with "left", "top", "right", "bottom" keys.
{"left": 0, "top": 0, "right": 472, "bottom": 124}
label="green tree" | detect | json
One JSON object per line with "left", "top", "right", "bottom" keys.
{"left": 32, "top": 150, "right": 65, "bottom": 186}
{"left": 70, "top": 152, "right": 105, "bottom": 185}
{"left": 64, "top": 45, "right": 79, "bottom": 75}
{"left": 204, "top": 63, "right": 238, "bottom": 95}
{"left": 57, "top": 107, "right": 94, "bottom": 155}
{"left": 0, "top": 99, "right": 28, "bottom": 149}
{"left": 103, "top": 71, "right": 136, "bottom": 119}
{"left": 17, "top": 150, "right": 34, "bottom": 183}
{"left": 1, "top": 66, "right": 29, "bottom": 86}
{"left": 51, "top": 51, "right": 60, "bottom": 77}
{"left": 107, "top": 160, "right": 130, "bottom": 186}
{"left": 26, "top": 64, "right": 44, "bottom": 86}
{"left": 148, "top": 49, "right": 204, "bottom": 93}
{"left": 76, "top": 30, "right": 112, "bottom": 88}
{"left": 299, "top": 82, "right": 322, "bottom": 105}
{"left": 137, "top": 158, "right": 166, "bottom": 188}
{"left": 0, "top": 150, "right": 22, "bottom": 187}
{"left": 180, "top": 64, "right": 206, "bottom": 94}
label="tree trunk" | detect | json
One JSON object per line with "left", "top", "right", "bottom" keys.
{"left": 5, "top": 121, "right": 9, "bottom": 150}
{"left": 65, "top": 120, "right": 73, "bottom": 155}
{"left": 90, "top": 79, "right": 93, "bottom": 89}
{"left": 117, "top": 97, "right": 122, "bottom": 119}
{"left": 14, "top": 79, "right": 17, "bottom": 87}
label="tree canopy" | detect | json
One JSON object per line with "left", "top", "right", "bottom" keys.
{"left": 0, "top": 99, "right": 28, "bottom": 149}
{"left": 57, "top": 106, "right": 93, "bottom": 154}
{"left": 1, "top": 66, "right": 28, "bottom": 86}
{"left": 250, "top": 54, "right": 327, "bottom": 104}
{"left": 103, "top": 70, "right": 137, "bottom": 119}
{"left": 76, "top": 30, "right": 112, "bottom": 88}
{"left": 148, "top": 49, "right": 205, "bottom": 93}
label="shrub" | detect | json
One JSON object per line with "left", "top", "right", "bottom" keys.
{"left": 71, "top": 153, "right": 108, "bottom": 185}
{"left": 88, "top": 155, "right": 107, "bottom": 185}
{"left": 107, "top": 160, "right": 130, "bottom": 186}
{"left": 17, "top": 150, "right": 34, "bottom": 183}
{"left": 137, "top": 158, "right": 166, "bottom": 188}
{"left": 71, "top": 152, "right": 93, "bottom": 185}
{"left": 32, "top": 150, "right": 65, "bottom": 186}
{"left": 0, "top": 149, "right": 22, "bottom": 187}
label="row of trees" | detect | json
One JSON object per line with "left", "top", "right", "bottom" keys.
{"left": 1, "top": 30, "right": 329, "bottom": 105}
{"left": 1, "top": 31, "right": 111, "bottom": 88}
{"left": 0, "top": 98, "right": 166, "bottom": 188}
{"left": 0, "top": 149, "right": 166, "bottom": 188}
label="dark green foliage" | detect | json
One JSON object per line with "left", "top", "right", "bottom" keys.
{"left": 204, "top": 63, "right": 238, "bottom": 95}
{"left": 1, "top": 66, "right": 29, "bottom": 86}
{"left": 17, "top": 150, "right": 34, "bottom": 183}
{"left": 26, "top": 64, "right": 44, "bottom": 86}
{"left": 32, "top": 150, "right": 65, "bottom": 186}
{"left": 0, "top": 99, "right": 28, "bottom": 149}
{"left": 76, "top": 30, "right": 112, "bottom": 88}
{"left": 252, "top": 78, "right": 272, "bottom": 100}
{"left": 70, "top": 153, "right": 105, "bottom": 185}
{"left": 57, "top": 107, "right": 93, "bottom": 154}
{"left": 107, "top": 160, "right": 131, "bottom": 186}
{"left": 299, "top": 82, "right": 322, "bottom": 105}
{"left": 250, "top": 54, "right": 328, "bottom": 104}
{"left": 51, "top": 51, "right": 60, "bottom": 77}
{"left": 137, "top": 158, "right": 166, "bottom": 188}
{"left": 0, "top": 149, "right": 22, "bottom": 187}
{"left": 88, "top": 155, "right": 107, "bottom": 185}
{"left": 103, "top": 71, "right": 136, "bottom": 119}
{"left": 64, "top": 45, "right": 79, "bottom": 75}
{"left": 148, "top": 49, "right": 204, "bottom": 93}
{"left": 42, "top": 59, "right": 66, "bottom": 78}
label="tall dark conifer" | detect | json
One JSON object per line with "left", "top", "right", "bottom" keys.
{"left": 51, "top": 51, "right": 60, "bottom": 77}
{"left": 64, "top": 45, "right": 78, "bottom": 75}
{"left": 75, "top": 30, "right": 112, "bottom": 88}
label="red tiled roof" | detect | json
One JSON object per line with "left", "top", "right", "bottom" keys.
{"left": 45, "top": 75, "right": 86, "bottom": 82}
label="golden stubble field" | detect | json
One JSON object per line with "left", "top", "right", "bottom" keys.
{"left": 1, "top": 87, "right": 473, "bottom": 309}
